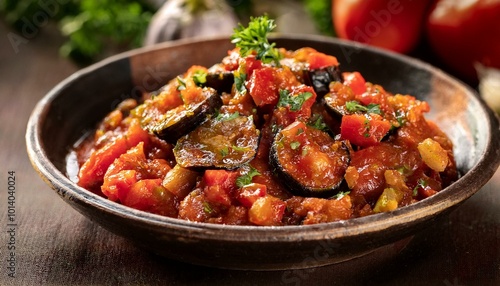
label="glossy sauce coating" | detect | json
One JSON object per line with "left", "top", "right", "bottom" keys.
{"left": 72, "top": 46, "right": 458, "bottom": 226}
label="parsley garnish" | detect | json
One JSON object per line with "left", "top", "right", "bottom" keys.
{"left": 234, "top": 72, "right": 247, "bottom": 94}
{"left": 278, "top": 89, "right": 313, "bottom": 111}
{"left": 413, "top": 179, "right": 428, "bottom": 196}
{"left": 290, "top": 141, "right": 301, "bottom": 150}
{"left": 203, "top": 201, "right": 213, "bottom": 214}
{"left": 363, "top": 118, "right": 371, "bottom": 137}
{"left": 231, "top": 15, "right": 282, "bottom": 66}
{"left": 308, "top": 114, "right": 328, "bottom": 131}
{"left": 345, "top": 101, "right": 381, "bottom": 115}
{"left": 394, "top": 109, "right": 406, "bottom": 127}
{"left": 176, "top": 76, "right": 187, "bottom": 91}
{"left": 236, "top": 166, "right": 261, "bottom": 188}
{"left": 216, "top": 111, "right": 240, "bottom": 121}
{"left": 192, "top": 70, "right": 207, "bottom": 86}
{"left": 220, "top": 146, "right": 229, "bottom": 157}
{"left": 332, "top": 191, "right": 350, "bottom": 200}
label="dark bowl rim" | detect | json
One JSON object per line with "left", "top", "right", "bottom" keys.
{"left": 26, "top": 34, "right": 500, "bottom": 242}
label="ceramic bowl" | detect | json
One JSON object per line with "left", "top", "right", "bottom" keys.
{"left": 26, "top": 35, "right": 500, "bottom": 270}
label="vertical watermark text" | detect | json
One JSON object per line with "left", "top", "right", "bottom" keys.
{"left": 6, "top": 171, "right": 17, "bottom": 278}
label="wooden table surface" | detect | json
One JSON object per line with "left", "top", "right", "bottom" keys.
{"left": 1, "top": 21, "right": 499, "bottom": 286}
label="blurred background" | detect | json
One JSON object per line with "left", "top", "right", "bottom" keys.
{"left": 1, "top": 0, "right": 499, "bottom": 109}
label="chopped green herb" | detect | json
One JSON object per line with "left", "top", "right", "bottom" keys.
{"left": 395, "top": 109, "right": 406, "bottom": 127}
{"left": 216, "top": 111, "right": 240, "bottom": 121}
{"left": 176, "top": 76, "right": 187, "bottom": 91}
{"left": 231, "top": 15, "right": 282, "bottom": 66}
{"left": 363, "top": 118, "right": 371, "bottom": 137}
{"left": 413, "top": 179, "right": 428, "bottom": 197}
{"left": 236, "top": 166, "right": 261, "bottom": 188}
{"left": 290, "top": 141, "right": 301, "bottom": 150}
{"left": 278, "top": 90, "right": 313, "bottom": 112}
{"left": 234, "top": 72, "right": 247, "bottom": 94}
{"left": 220, "top": 146, "right": 229, "bottom": 157}
{"left": 232, "top": 145, "right": 252, "bottom": 152}
{"left": 308, "top": 114, "right": 328, "bottom": 131}
{"left": 366, "top": 104, "right": 381, "bottom": 114}
{"left": 396, "top": 166, "right": 409, "bottom": 175}
{"left": 296, "top": 128, "right": 305, "bottom": 135}
{"left": 192, "top": 70, "right": 207, "bottom": 86}
{"left": 301, "top": 146, "right": 309, "bottom": 156}
{"left": 271, "top": 123, "right": 280, "bottom": 134}
{"left": 345, "top": 101, "right": 381, "bottom": 115}
{"left": 332, "top": 191, "right": 350, "bottom": 200}
{"left": 203, "top": 201, "right": 213, "bottom": 214}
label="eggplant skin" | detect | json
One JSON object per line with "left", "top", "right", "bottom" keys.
{"left": 203, "top": 72, "right": 234, "bottom": 94}
{"left": 174, "top": 113, "right": 260, "bottom": 170}
{"left": 269, "top": 126, "right": 350, "bottom": 198}
{"left": 305, "top": 66, "right": 342, "bottom": 98}
{"left": 149, "top": 88, "right": 222, "bottom": 144}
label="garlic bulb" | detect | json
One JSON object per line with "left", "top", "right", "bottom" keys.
{"left": 143, "top": 0, "right": 239, "bottom": 45}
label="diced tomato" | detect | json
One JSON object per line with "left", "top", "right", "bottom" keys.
{"left": 125, "top": 119, "right": 150, "bottom": 145}
{"left": 78, "top": 136, "right": 129, "bottom": 190}
{"left": 236, "top": 183, "right": 267, "bottom": 207}
{"left": 343, "top": 72, "right": 366, "bottom": 95}
{"left": 101, "top": 169, "right": 138, "bottom": 202}
{"left": 104, "top": 142, "right": 147, "bottom": 177}
{"left": 178, "top": 189, "right": 211, "bottom": 222}
{"left": 247, "top": 67, "right": 280, "bottom": 107}
{"left": 308, "top": 52, "right": 339, "bottom": 70}
{"left": 202, "top": 169, "right": 239, "bottom": 206}
{"left": 248, "top": 195, "right": 286, "bottom": 226}
{"left": 288, "top": 85, "right": 317, "bottom": 119}
{"left": 240, "top": 55, "right": 263, "bottom": 76}
{"left": 340, "top": 114, "right": 391, "bottom": 147}
{"left": 273, "top": 85, "right": 317, "bottom": 127}
{"left": 247, "top": 66, "right": 301, "bottom": 108}
{"left": 417, "top": 186, "right": 438, "bottom": 199}
{"left": 122, "top": 179, "right": 165, "bottom": 211}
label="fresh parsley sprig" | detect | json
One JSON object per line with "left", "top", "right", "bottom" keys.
{"left": 236, "top": 166, "right": 261, "bottom": 188}
{"left": 345, "top": 100, "right": 381, "bottom": 115}
{"left": 231, "top": 15, "right": 282, "bottom": 66}
{"left": 278, "top": 90, "right": 313, "bottom": 112}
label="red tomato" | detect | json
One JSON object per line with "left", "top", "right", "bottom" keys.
{"left": 332, "top": 0, "right": 432, "bottom": 53}
{"left": 77, "top": 136, "right": 129, "bottom": 190}
{"left": 102, "top": 170, "right": 138, "bottom": 202}
{"left": 340, "top": 114, "right": 392, "bottom": 147}
{"left": 236, "top": 183, "right": 267, "bottom": 208}
{"left": 123, "top": 179, "right": 178, "bottom": 217}
{"left": 343, "top": 72, "right": 366, "bottom": 96}
{"left": 308, "top": 52, "right": 339, "bottom": 69}
{"left": 426, "top": 0, "right": 500, "bottom": 82}
{"left": 240, "top": 55, "right": 263, "bottom": 76}
{"left": 202, "top": 169, "right": 239, "bottom": 206}
{"left": 248, "top": 195, "right": 286, "bottom": 226}
{"left": 247, "top": 67, "right": 280, "bottom": 107}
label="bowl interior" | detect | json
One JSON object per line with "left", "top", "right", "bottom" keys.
{"left": 27, "top": 35, "right": 500, "bottom": 270}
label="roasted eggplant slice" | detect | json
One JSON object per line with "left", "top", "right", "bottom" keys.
{"left": 270, "top": 121, "right": 350, "bottom": 198}
{"left": 174, "top": 112, "right": 260, "bottom": 170}
{"left": 203, "top": 72, "right": 234, "bottom": 94}
{"left": 145, "top": 87, "right": 222, "bottom": 143}
{"left": 304, "top": 66, "right": 342, "bottom": 97}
